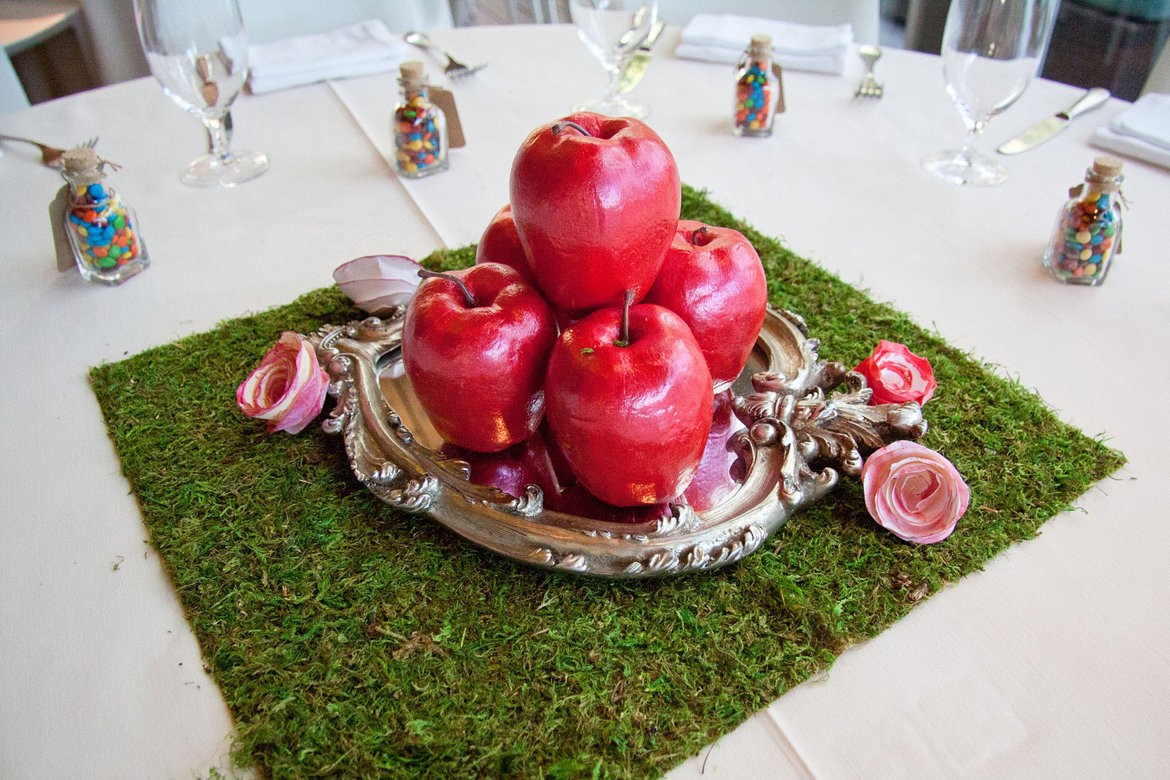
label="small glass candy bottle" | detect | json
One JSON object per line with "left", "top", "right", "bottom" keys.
{"left": 393, "top": 60, "right": 449, "bottom": 178}
{"left": 60, "top": 147, "right": 149, "bottom": 285}
{"left": 1042, "top": 156, "right": 1124, "bottom": 286}
{"left": 734, "top": 34, "right": 776, "bottom": 137}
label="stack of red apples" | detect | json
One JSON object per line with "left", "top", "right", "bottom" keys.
{"left": 403, "top": 112, "right": 769, "bottom": 519}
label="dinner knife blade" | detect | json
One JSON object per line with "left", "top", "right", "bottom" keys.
{"left": 618, "top": 19, "right": 665, "bottom": 94}
{"left": 997, "top": 87, "right": 1111, "bottom": 155}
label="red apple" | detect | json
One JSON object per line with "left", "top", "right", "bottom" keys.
{"left": 403, "top": 263, "right": 557, "bottom": 452}
{"left": 440, "top": 431, "right": 562, "bottom": 504}
{"left": 544, "top": 295, "right": 714, "bottom": 507}
{"left": 509, "top": 112, "right": 681, "bottom": 317}
{"left": 644, "top": 220, "right": 768, "bottom": 392}
{"left": 474, "top": 204, "right": 536, "bottom": 286}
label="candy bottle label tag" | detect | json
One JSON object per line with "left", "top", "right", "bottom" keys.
{"left": 48, "top": 184, "right": 75, "bottom": 272}
{"left": 430, "top": 86, "right": 465, "bottom": 148}
{"left": 772, "top": 63, "right": 786, "bottom": 114}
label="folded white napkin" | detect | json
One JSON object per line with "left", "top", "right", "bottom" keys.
{"left": 1090, "top": 92, "right": 1170, "bottom": 170}
{"left": 248, "top": 19, "right": 410, "bottom": 95}
{"left": 675, "top": 13, "right": 853, "bottom": 75}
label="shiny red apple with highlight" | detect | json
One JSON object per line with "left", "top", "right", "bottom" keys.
{"left": 645, "top": 220, "right": 768, "bottom": 392}
{"left": 509, "top": 112, "right": 681, "bottom": 317}
{"left": 544, "top": 295, "right": 713, "bottom": 507}
{"left": 403, "top": 262, "right": 557, "bottom": 453}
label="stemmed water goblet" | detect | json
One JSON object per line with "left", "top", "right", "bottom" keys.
{"left": 922, "top": 0, "right": 1053, "bottom": 186}
{"left": 568, "top": 0, "right": 658, "bottom": 118}
{"left": 133, "top": 0, "right": 269, "bottom": 187}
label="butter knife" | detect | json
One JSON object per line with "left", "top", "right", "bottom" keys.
{"left": 997, "top": 87, "right": 1111, "bottom": 155}
{"left": 618, "top": 19, "right": 665, "bottom": 94}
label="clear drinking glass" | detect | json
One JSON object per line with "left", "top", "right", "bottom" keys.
{"left": 568, "top": 0, "right": 658, "bottom": 118}
{"left": 133, "top": 0, "right": 269, "bottom": 187}
{"left": 922, "top": 0, "right": 1053, "bottom": 186}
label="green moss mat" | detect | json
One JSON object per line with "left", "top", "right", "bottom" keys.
{"left": 91, "top": 185, "right": 1124, "bottom": 779}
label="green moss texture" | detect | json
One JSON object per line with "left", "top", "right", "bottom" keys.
{"left": 90, "top": 185, "right": 1124, "bottom": 779}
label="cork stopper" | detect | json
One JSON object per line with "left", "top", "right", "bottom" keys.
{"left": 61, "top": 146, "right": 103, "bottom": 186}
{"left": 749, "top": 34, "right": 772, "bottom": 57}
{"left": 399, "top": 60, "right": 426, "bottom": 89}
{"left": 1091, "top": 155, "right": 1123, "bottom": 178}
{"left": 62, "top": 146, "right": 99, "bottom": 173}
{"left": 1087, "top": 154, "right": 1124, "bottom": 192}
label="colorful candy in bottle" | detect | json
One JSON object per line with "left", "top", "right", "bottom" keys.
{"left": 60, "top": 147, "right": 149, "bottom": 286}
{"left": 734, "top": 34, "right": 776, "bottom": 137}
{"left": 1042, "top": 156, "right": 1124, "bottom": 286}
{"left": 393, "top": 60, "right": 449, "bottom": 178}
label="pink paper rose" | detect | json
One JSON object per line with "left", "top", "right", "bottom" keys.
{"left": 855, "top": 340, "right": 937, "bottom": 406}
{"left": 237, "top": 332, "right": 330, "bottom": 434}
{"left": 862, "top": 440, "right": 969, "bottom": 544}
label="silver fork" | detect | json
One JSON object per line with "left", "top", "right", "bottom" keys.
{"left": 0, "top": 134, "right": 98, "bottom": 166}
{"left": 403, "top": 31, "right": 486, "bottom": 78}
{"left": 855, "top": 45, "right": 884, "bottom": 99}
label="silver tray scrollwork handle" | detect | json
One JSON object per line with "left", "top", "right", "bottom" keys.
{"left": 307, "top": 308, "right": 926, "bottom": 579}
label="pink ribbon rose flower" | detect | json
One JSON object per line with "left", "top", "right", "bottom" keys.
{"left": 236, "top": 332, "right": 330, "bottom": 434}
{"left": 855, "top": 340, "right": 937, "bottom": 406}
{"left": 862, "top": 440, "right": 969, "bottom": 544}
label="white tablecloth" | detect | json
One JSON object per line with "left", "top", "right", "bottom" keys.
{"left": 1, "top": 24, "right": 1168, "bottom": 778}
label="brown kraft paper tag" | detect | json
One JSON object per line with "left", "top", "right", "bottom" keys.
{"left": 429, "top": 86, "right": 466, "bottom": 148}
{"left": 772, "top": 63, "right": 786, "bottom": 114}
{"left": 49, "top": 185, "right": 76, "bottom": 272}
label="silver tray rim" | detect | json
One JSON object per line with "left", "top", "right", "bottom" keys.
{"left": 307, "top": 307, "right": 927, "bottom": 579}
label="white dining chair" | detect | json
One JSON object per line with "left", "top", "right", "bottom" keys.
{"left": 903, "top": 0, "right": 945, "bottom": 53}
{"left": 1, "top": 0, "right": 98, "bottom": 103}
{"left": 238, "top": 0, "right": 454, "bottom": 45}
{"left": 502, "top": 0, "right": 563, "bottom": 24}
{"left": 0, "top": 47, "right": 29, "bottom": 112}
{"left": 1141, "top": 36, "right": 1170, "bottom": 95}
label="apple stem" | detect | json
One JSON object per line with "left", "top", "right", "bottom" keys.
{"left": 614, "top": 290, "right": 635, "bottom": 347}
{"left": 418, "top": 268, "right": 476, "bottom": 307}
{"left": 552, "top": 120, "right": 591, "bottom": 137}
{"left": 691, "top": 225, "right": 710, "bottom": 245}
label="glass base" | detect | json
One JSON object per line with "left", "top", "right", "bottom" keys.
{"left": 180, "top": 150, "right": 270, "bottom": 188}
{"left": 733, "top": 126, "right": 773, "bottom": 138}
{"left": 80, "top": 258, "right": 149, "bottom": 286}
{"left": 573, "top": 94, "right": 649, "bottom": 119}
{"left": 922, "top": 149, "right": 1008, "bottom": 187}
{"left": 1044, "top": 262, "right": 1110, "bottom": 286}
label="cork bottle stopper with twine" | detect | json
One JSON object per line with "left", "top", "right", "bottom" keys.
{"left": 1068, "top": 155, "right": 1125, "bottom": 201}
{"left": 61, "top": 146, "right": 106, "bottom": 188}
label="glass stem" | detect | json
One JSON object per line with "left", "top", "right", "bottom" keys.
{"left": 204, "top": 114, "right": 233, "bottom": 163}
{"left": 208, "top": 110, "right": 234, "bottom": 152}
{"left": 605, "top": 65, "right": 621, "bottom": 101}
{"left": 958, "top": 119, "right": 986, "bottom": 164}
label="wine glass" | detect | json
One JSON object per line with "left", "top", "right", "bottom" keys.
{"left": 133, "top": 0, "right": 269, "bottom": 187}
{"left": 568, "top": 0, "right": 658, "bottom": 118}
{"left": 922, "top": 0, "right": 1053, "bottom": 186}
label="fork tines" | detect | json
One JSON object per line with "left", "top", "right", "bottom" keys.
{"left": 855, "top": 76, "right": 883, "bottom": 99}
{"left": 447, "top": 62, "right": 486, "bottom": 79}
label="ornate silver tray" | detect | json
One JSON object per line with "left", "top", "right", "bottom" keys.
{"left": 307, "top": 308, "right": 926, "bottom": 579}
